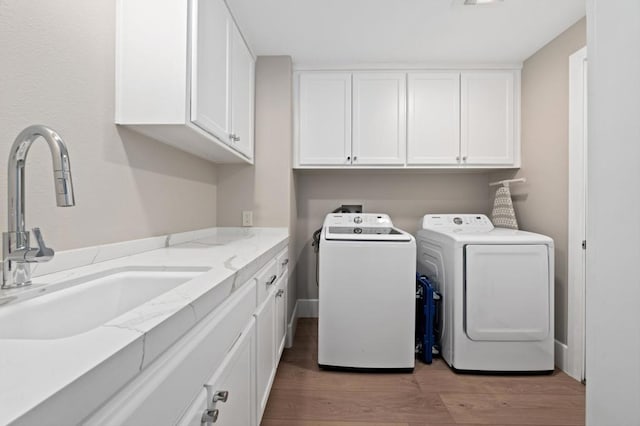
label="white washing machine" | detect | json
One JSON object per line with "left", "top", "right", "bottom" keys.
{"left": 318, "top": 213, "right": 416, "bottom": 370}
{"left": 416, "top": 214, "right": 554, "bottom": 372}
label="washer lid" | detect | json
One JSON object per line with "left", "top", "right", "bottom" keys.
{"left": 324, "top": 226, "right": 412, "bottom": 241}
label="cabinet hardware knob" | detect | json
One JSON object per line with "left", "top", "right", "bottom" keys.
{"left": 233, "top": 135, "right": 241, "bottom": 142}
{"left": 228, "top": 133, "right": 235, "bottom": 140}
{"left": 281, "top": 258, "right": 289, "bottom": 266}
{"left": 276, "top": 289, "right": 285, "bottom": 297}
{"left": 346, "top": 156, "right": 351, "bottom": 161}
{"left": 201, "top": 408, "right": 219, "bottom": 424}
{"left": 353, "top": 156, "right": 357, "bottom": 162}
{"left": 456, "top": 156, "right": 460, "bottom": 161}
{"left": 212, "top": 390, "right": 229, "bottom": 403}
{"left": 462, "top": 156, "right": 467, "bottom": 161}
{"left": 266, "top": 274, "right": 277, "bottom": 286}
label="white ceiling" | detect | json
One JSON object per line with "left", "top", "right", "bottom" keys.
{"left": 226, "top": 0, "right": 585, "bottom": 67}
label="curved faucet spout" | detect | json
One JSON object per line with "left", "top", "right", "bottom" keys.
{"left": 3, "top": 125, "right": 76, "bottom": 288}
{"left": 7, "top": 125, "right": 75, "bottom": 236}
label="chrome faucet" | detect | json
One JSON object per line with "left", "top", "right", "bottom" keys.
{"left": 2, "top": 125, "right": 75, "bottom": 289}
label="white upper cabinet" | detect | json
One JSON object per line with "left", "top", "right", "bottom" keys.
{"left": 461, "top": 71, "right": 516, "bottom": 166}
{"left": 407, "top": 72, "right": 461, "bottom": 165}
{"left": 230, "top": 24, "right": 255, "bottom": 159}
{"left": 190, "top": 0, "right": 230, "bottom": 140}
{"left": 116, "top": 0, "right": 255, "bottom": 163}
{"left": 352, "top": 73, "right": 406, "bottom": 165}
{"left": 297, "top": 73, "right": 352, "bottom": 166}
{"left": 294, "top": 69, "right": 520, "bottom": 169}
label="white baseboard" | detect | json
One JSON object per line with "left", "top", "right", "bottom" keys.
{"left": 297, "top": 298, "right": 319, "bottom": 318}
{"left": 286, "top": 301, "right": 298, "bottom": 348}
{"left": 555, "top": 339, "right": 569, "bottom": 372}
{"left": 285, "top": 299, "right": 318, "bottom": 348}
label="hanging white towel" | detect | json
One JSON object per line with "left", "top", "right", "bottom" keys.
{"left": 491, "top": 186, "right": 518, "bottom": 229}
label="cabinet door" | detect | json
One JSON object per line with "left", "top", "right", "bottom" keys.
{"left": 191, "top": 0, "right": 230, "bottom": 140}
{"left": 352, "top": 73, "right": 406, "bottom": 165}
{"left": 407, "top": 72, "right": 461, "bottom": 165}
{"left": 460, "top": 71, "right": 516, "bottom": 165}
{"left": 230, "top": 24, "right": 255, "bottom": 159}
{"left": 254, "top": 293, "right": 275, "bottom": 421}
{"left": 275, "top": 275, "right": 287, "bottom": 360}
{"left": 178, "top": 320, "right": 256, "bottom": 426}
{"left": 297, "top": 73, "right": 352, "bottom": 166}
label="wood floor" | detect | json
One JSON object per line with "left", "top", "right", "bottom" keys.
{"left": 262, "top": 319, "right": 585, "bottom": 426}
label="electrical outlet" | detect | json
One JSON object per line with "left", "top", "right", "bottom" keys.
{"left": 242, "top": 210, "right": 253, "bottom": 227}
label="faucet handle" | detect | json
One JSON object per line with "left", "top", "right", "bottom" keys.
{"left": 31, "top": 228, "right": 54, "bottom": 260}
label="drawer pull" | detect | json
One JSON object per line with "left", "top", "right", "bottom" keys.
{"left": 276, "top": 289, "right": 284, "bottom": 298}
{"left": 201, "top": 408, "right": 219, "bottom": 424}
{"left": 281, "top": 258, "right": 289, "bottom": 266}
{"left": 266, "top": 274, "right": 277, "bottom": 286}
{"left": 212, "top": 390, "right": 229, "bottom": 403}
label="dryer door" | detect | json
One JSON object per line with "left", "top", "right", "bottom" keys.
{"left": 464, "top": 244, "right": 550, "bottom": 341}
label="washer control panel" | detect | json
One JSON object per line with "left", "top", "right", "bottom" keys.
{"left": 324, "top": 213, "right": 393, "bottom": 228}
{"left": 420, "top": 214, "right": 494, "bottom": 232}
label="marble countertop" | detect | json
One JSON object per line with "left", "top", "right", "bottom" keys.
{"left": 0, "top": 227, "right": 288, "bottom": 425}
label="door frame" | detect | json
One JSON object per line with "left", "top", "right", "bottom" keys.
{"left": 566, "top": 46, "right": 587, "bottom": 382}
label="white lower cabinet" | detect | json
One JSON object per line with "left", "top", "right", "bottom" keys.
{"left": 83, "top": 246, "right": 290, "bottom": 426}
{"left": 255, "top": 249, "right": 289, "bottom": 423}
{"left": 178, "top": 319, "right": 256, "bottom": 426}
{"left": 255, "top": 286, "right": 276, "bottom": 420}
{"left": 275, "top": 276, "right": 287, "bottom": 358}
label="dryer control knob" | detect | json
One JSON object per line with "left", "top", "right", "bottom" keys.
{"left": 353, "top": 227, "right": 362, "bottom": 234}
{"left": 354, "top": 216, "right": 363, "bottom": 224}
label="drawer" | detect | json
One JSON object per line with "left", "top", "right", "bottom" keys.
{"left": 84, "top": 280, "right": 257, "bottom": 425}
{"left": 256, "top": 258, "right": 278, "bottom": 305}
{"left": 276, "top": 248, "right": 289, "bottom": 278}
{"left": 177, "top": 319, "right": 256, "bottom": 426}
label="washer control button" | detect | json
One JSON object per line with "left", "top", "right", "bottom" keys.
{"left": 453, "top": 217, "right": 463, "bottom": 225}
{"left": 353, "top": 227, "right": 363, "bottom": 234}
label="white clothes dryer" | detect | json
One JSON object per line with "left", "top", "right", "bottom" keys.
{"left": 318, "top": 213, "right": 416, "bottom": 371}
{"left": 416, "top": 214, "right": 554, "bottom": 372}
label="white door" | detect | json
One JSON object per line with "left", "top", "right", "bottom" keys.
{"left": 460, "top": 71, "right": 515, "bottom": 165}
{"left": 229, "top": 24, "right": 254, "bottom": 159}
{"left": 254, "top": 294, "right": 275, "bottom": 421}
{"left": 352, "top": 73, "right": 406, "bottom": 165}
{"left": 407, "top": 72, "right": 461, "bottom": 165}
{"left": 567, "top": 46, "right": 587, "bottom": 382}
{"left": 190, "top": 0, "right": 230, "bottom": 140}
{"left": 297, "top": 73, "right": 352, "bottom": 166}
{"left": 465, "top": 244, "right": 550, "bottom": 341}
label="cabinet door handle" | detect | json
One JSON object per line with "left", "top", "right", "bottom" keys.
{"left": 266, "top": 274, "right": 277, "bottom": 286}
{"left": 228, "top": 133, "right": 235, "bottom": 141}
{"left": 353, "top": 156, "right": 357, "bottom": 162}
{"left": 346, "top": 156, "right": 351, "bottom": 161}
{"left": 276, "top": 289, "right": 284, "bottom": 297}
{"left": 212, "top": 390, "right": 229, "bottom": 403}
{"left": 201, "top": 408, "right": 219, "bottom": 424}
{"left": 462, "top": 156, "right": 467, "bottom": 162}
{"left": 281, "top": 258, "right": 289, "bottom": 266}
{"left": 456, "top": 156, "right": 460, "bottom": 162}
{"left": 233, "top": 135, "right": 241, "bottom": 142}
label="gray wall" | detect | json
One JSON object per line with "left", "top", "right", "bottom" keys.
{"left": 586, "top": 1, "right": 640, "bottom": 423}
{"left": 295, "top": 171, "right": 491, "bottom": 300}
{"left": 0, "top": 0, "right": 218, "bottom": 250}
{"left": 490, "top": 18, "right": 586, "bottom": 345}
{"left": 217, "top": 56, "right": 297, "bottom": 317}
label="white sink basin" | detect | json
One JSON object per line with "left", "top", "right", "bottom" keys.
{"left": 0, "top": 267, "right": 209, "bottom": 340}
